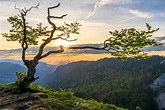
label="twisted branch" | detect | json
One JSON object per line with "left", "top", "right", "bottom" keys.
{"left": 34, "top": 3, "right": 67, "bottom": 60}
{"left": 68, "top": 46, "right": 106, "bottom": 50}
{"left": 14, "top": 3, "right": 39, "bottom": 62}
{"left": 14, "top": 3, "right": 39, "bottom": 16}
{"left": 49, "top": 14, "right": 67, "bottom": 19}
{"left": 38, "top": 46, "right": 64, "bottom": 60}
{"left": 60, "top": 37, "right": 77, "bottom": 41}
{"left": 43, "top": 37, "right": 77, "bottom": 42}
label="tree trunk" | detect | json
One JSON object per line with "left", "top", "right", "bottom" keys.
{"left": 17, "top": 60, "right": 38, "bottom": 92}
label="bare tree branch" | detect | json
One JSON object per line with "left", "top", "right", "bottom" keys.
{"left": 68, "top": 46, "right": 107, "bottom": 50}
{"left": 67, "top": 43, "right": 120, "bottom": 52}
{"left": 38, "top": 46, "right": 64, "bottom": 60}
{"left": 21, "top": 13, "right": 28, "bottom": 62}
{"left": 49, "top": 14, "right": 67, "bottom": 19}
{"left": 34, "top": 3, "right": 68, "bottom": 60}
{"left": 14, "top": 3, "right": 39, "bottom": 62}
{"left": 42, "top": 37, "right": 77, "bottom": 42}
{"left": 48, "top": 3, "right": 60, "bottom": 9}
{"left": 14, "top": 5, "right": 22, "bottom": 13}
{"left": 60, "top": 37, "right": 77, "bottom": 41}
{"left": 25, "top": 3, "right": 39, "bottom": 15}
{"left": 52, "top": 37, "right": 77, "bottom": 41}
{"left": 14, "top": 3, "right": 39, "bottom": 16}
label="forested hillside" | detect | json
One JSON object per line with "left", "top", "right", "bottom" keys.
{"left": 45, "top": 56, "right": 165, "bottom": 110}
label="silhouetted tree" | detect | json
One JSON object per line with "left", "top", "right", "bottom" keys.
{"left": 2, "top": 3, "right": 160, "bottom": 91}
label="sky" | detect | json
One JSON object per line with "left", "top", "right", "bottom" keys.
{"left": 0, "top": 0, "right": 165, "bottom": 64}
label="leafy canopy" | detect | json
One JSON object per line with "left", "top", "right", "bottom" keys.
{"left": 2, "top": 16, "right": 50, "bottom": 45}
{"left": 2, "top": 13, "right": 160, "bottom": 60}
{"left": 2, "top": 16, "right": 81, "bottom": 45}
{"left": 104, "top": 23, "right": 160, "bottom": 60}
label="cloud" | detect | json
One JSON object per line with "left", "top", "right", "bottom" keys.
{"left": 160, "top": 13, "right": 165, "bottom": 17}
{"left": 143, "top": 45, "right": 165, "bottom": 52}
{"left": 129, "top": 9, "right": 153, "bottom": 18}
{"left": 83, "top": 0, "right": 110, "bottom": 20}
{"left": 155, "top": 36, "right": 165, "bottom": 43}
{"left": 0, "top": 44, "right": 104, "bottom": 57}
{"left": 1, "top": 42, "right": 165, "bottom": 58}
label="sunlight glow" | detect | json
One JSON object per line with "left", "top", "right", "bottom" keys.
{"left": 55, "top": 39, "right": 76, "bottom": 46}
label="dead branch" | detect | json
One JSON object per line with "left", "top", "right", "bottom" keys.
{"left": 14, "top": 3, "right": 39, "bottom": 62}
{"left": 14, "top": 3, "right": 39, "bottom": 16}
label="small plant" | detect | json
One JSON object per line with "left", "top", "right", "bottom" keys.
{"left": 136, "top": 106, "right": 142, "bottom": 110}
{"left": 15, "top": 71, "right": 27, "bottom": 85}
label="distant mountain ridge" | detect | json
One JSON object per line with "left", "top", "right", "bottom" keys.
{"left": 0, "top": 59, "right": 56, "bottom": 84}
{"left": 1, "top": 56, "right": 165, "bottom": 109}
{"left": 42, "top": 61, "right": 93, "bottom": 85}
{"left": 1, "top": 43, "right": 165, "bottom": 57}
{"left": 0, "top": 62, "right": 26, "bottom": 84}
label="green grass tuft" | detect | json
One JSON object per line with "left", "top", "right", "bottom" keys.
{"left": 29, "top": 84, "right": 127, "bottom": 110}
{"left": 0, "top": 83, "right": 127, "bottom": 110}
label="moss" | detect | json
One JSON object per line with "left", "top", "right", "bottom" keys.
{"left": 0, "top": 84, "right": 126, "bottom": 110}
{"left": 29, "top": 84, "right": 127, "bottom": 110}
{"left": 0, "top": 83, "right": 17, "bottom": 88}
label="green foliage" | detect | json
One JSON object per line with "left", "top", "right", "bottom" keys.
{"left": 0, "top": 83, "right": 126, "bottom": 109}
{"left": 2, "top": 15, "right": 82, "bottom": 47}
{"left": 0, "top": 83, "right": 17, "bottom": 89}
{"left": 105, "top": 23, "right": 161, "bottom": 60}
{"left": 2, "top": 16, "right": 50, "bottom": 45}
{"left": 2, "top": 15, "right": 160, "bottom": 61}
{"left": 136, "top": 106, "right": 142, "bottom": 110}
{"left": 28, "top": 84, "right": 126, "bottom": 110}
{"left": 57, "top": 22, "right": 82, "bottom": 38}
{"left": 15, "top": 71, "right": 27, "bottom": 85}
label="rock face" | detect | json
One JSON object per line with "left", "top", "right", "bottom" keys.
{"left": 152, "top": 72, "right": 165, "bottom": 109}
{"left": 0, "top": 88, "right": 47, "bottom": 110}
{"left": 151, "top": 73, "right": 165, "bottom": 89}
{"left": 151, "top": 73, "right": 165, "bottom": 109}
{"left": 160, "top": 60, "right": 165, "bottom": 65}
{"left": 156, "top": 93, "right": 165, "bottom": 110}
{"left": 150, "top": 60, "right": 165, "bottom": 110}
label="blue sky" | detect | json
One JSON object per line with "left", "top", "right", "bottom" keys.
{"left": 0, "top": 0, "right": 165, "bottom": 50}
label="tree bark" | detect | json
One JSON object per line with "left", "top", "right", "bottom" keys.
{"left": 17, "top": 60, "right": 38, "bottom": 92}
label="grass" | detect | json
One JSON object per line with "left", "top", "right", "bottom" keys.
{"left": 0, "top": 83, "right": 17, "bottom": 88}
{"left": 0, "top": 83, "right": 127, "bottom": 110}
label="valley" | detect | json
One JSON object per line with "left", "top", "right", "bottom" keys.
{"left": 1, "top": 56, "right": 165, "bottom": 109}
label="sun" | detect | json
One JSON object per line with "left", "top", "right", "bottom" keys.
{"left": 55, "top": 39, "right": 76, "bottom": 47}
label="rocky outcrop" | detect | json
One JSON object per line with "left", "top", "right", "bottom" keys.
{"left": 0, "top": 88, "right": 48, "bottom": 110}
{"left": 151, "top": 74, "right": 165, "bottom": 110}
{"left": 160, "top": 60, "right": 165, "bottom": 65}
{"left": 150, "top": 60, "right": 165, "bottom": 110}
{"left": 156, "top": 93, "right": 165, "bottom": 110}
{"left": 151, "top": 73, "right": 165, "bottom": 89}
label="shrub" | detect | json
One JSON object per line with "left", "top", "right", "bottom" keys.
{"left": 15, "top": 71, "right": 27, "bottom": 85}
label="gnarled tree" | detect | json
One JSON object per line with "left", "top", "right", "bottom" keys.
{"left": 2, "top": 3, "right": 160, "bottom": 91}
